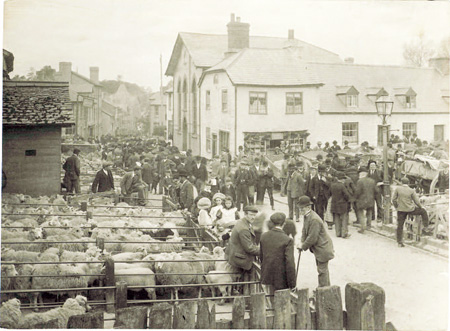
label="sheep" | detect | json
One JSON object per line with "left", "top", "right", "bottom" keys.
{"left": 115, "top": 267, "right": 156, "bottom": 300}
{"left": 204, "top": 262, "right": 237, "bottom": 305}
{"left": 1, "top": 265, "right": 18, "bottom": 302}
{"left": 19, "top": 295, "right": 89, "bottom": 329}
{"left": 1, "top": 248, "right": 40, "bottom": 262}
{"left": 59, "top": 246, "right": 101, "bottom": 262}
{"left": 111, "top": 251, "right": 145, "bottom": 261}
{"left": 0, "top": 298, "right": 22, "bottom": 329}
{"left": 12, "top": 264, "right": 34, "bottom": 305}
{"left": 7, "top": 218, "right": 39, "bottom": 230}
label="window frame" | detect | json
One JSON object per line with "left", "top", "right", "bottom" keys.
{"left": 342, "top": 122, "right": 359, "bottom": 145}
{"left": 222, "top": 89, "right": 228, "bottom": 112}
{"left": 402, "top": 122, "right": 417, "bottom": 138}
{"left": 405, "top": 95, "right": 416, "bottom": 109}
{"left": 249, "top": 91, "right": 268, "bottom": 115}
{"left": 346, "top": 94, "right": 358, "bottom": 107}
{"left": 285, "top": 92, "right": 303, "bottom": 114}
{"left": 206, "top": 127, "right": 211, "bottom": 152}
{"left": 206, "top": 90, "right": 211, "bottom": 111}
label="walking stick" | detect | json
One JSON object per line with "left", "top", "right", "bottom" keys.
{"left": 296, "top": 248, "right": 302, "bottom": 279}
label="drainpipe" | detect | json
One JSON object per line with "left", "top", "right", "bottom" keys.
{"left": 198, "top": 87, "right": 202, "bottom": 156}
{"left": 234, "top": 85, "right": 237, "bottom": 157}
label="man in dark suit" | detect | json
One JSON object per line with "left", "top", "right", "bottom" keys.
{"left": 63, "top": 148, "right": 81, "bottom": 194}
{"left": 355, "top": 167, "right": 379, "bottom": 233}
{"left": 234, "top": 160, "right": 252, "bottom": 212}
{"left": 260, "top": 212, "right": 296, "bottom": 307}
{"left": 330, "top": 172, "right": 351, "bottom": 238}
{"left": 287, "top": 162, "right": 306, "bottom": 222}
{"left": 311, "top": 164, "right": 330, "bottom": 223}
{"left": 257, "top": 160, "right": 275, "bottom": 209}
{"left": 227, "top": 205, "right": 260, "bottom": 275}
{"left": 297, "top": 196, "right": 334, "bottom": 287}
{"left": 178, "top": 169, "right": 195, "bottom": 211}
{"left": 367, "top": 161, "right": 383, "bottom": 222}
{"left": 191, "top": 156, "right": 208, "bottom": 193}
{"left": 91, "top": 162, "right": 115, "bottom": 193}
{"left": 141, "top": 158, "right": 153, "bottom": 189}
{"left": 305, "top": 166, "right": 317, "bottom": 210}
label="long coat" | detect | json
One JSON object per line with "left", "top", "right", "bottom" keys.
{"left": 311, "top": 175, "right": 330, "bottom": 200}
{"left": 191, "top": 163, "right": 208, "bottom": 182}
{"left": 120, "top": 172, "right": 142, "bottom": 195}
{"left": 287, "top": 171, "right": 306, "bottom": 198}
{"left": 330, "top": 181, "right": 351, "bottom": 214}
{"left": 179, "top": 180, "right": 194, "bottom": 210}
{"left": 63, "top": 154, "right": 80, "bottom": 180}
{"left": 91, "top": 169, "right": 115, "bottom": 193}
{"left": 301, "top": 210, "right": 334, "bottom": 262}
{"left": 260, "top": 228, "right": 296, "bottom": 290}
{"left": 258, "top": 167, "right": 274, "bottom": 189}
{"left": 355, "top": 177, "right": 378, "bottom": 210}
{"left": 227, "top": 217, "right": 259, "bottom": 271}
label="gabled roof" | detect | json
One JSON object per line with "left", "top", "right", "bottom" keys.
{"left": 71, "top": 71, "right": 102, "bottom": 87}
{"left": 3, "top": 81, "right": 74, "bottom": 126}
{"left": 307, "top": 62, "right": 449, "bottom": 114}
{"left": 366, "top": 87, "right": 388, "bottom": 97}
{"left": 165, "top": 32, "right": 342, "bottom": 76}
{"left": 200, "top": 48, "right": 322, "bottom": 87}
{"left": 336, "top": 86, "right": 359, "bottom": 95}
{"left": 393, "top": 87, "right": 416, "bottom": 96}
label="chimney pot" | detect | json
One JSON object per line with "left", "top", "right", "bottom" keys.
{"left": 90, "top": 66, "right": 99, "bottom": 84}
{"left": 226, "top": 15, "right": 250, "bottom": 52}
{"left": 288, "top": 29, "right": 294, "bottom": 40}
{"left": 58, "top": 62, "right": 72, "bottom": 83}
{"left": 230, "top": 13, "right": 235, "bottom": 22}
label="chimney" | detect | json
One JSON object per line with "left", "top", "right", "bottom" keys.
{"left": 59, "top": 62, "right": 72, "bottom": 82}
{"left": 90, "top": 66, "right": 99, "bottom": 84}
{"left": 344, "top": 57, "right": 354, "bottom": 64}
{"left": 288, "top": 29, "right": 294, "bottom": 40}
{"left": 226, "top": 13, "right": 250, "bottom": 52}
{"left": 429, "top": 57, "right": 449, "bottom": 75}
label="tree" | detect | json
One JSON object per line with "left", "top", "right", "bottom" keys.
{"left": 403, "top": 34, "right": 436, "bottom": 67}
{"left": 26, "top": 67, "right": 36, "bottom": 80}
{"left": 12, "top": 74, "right": 27, "bottom": 81}
{"left": 35, "top": 65, "right": 56, "bottom": 81}
{"left": 437, "top": 35, "right": 450, "bottom": 58}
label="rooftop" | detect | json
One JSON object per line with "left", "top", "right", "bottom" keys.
{"left": 3, "top": 81, "right": 74, "bottom": 126}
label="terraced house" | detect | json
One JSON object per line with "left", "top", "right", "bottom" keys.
{"left": 166, "top": 14, "right": 449, "bottom": 157}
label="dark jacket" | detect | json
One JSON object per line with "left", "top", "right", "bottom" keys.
{"left": 221, "top": 184, "right": 237, "bottom": 203}
{"left": 330, "top": 181, "right": 351, "bottom": 214}
{"left": 91, "top": 169, "right": 114, "bottom": 193}
{"left": 355, "top": 176, "right": 378, "bottom": 210}
{"left": 63, "top": 154, "right": 81, "bottom": 180}
{"left": 234, "top": 168, "right": 253, "bottom": 186}
{"left": 141, "top": 163, "right": 153, "bottom": 185}
{"left": 227, "top": 217, "right": 259, "bottom": 271}
{"left": 311, "top": 175, "right": 330, "bottom": 200}
{"left": 191, "top": 163, "right": 208, "bottom": 182}
{"left": 258, "top": 167, "right": 274, "bottom": 188}
{"left": 287, "top": 171, "right": 306, "bottom": 198}
{"left": 367, "top": 169, "right": 383, "bottom": 184}
{"left": 179, "top": 179, "right": 194, "bottom": 210}
{"left": 260, "top": 228, "right": 296, "bottom": 290}
{"left": 301, "top": 210, "right": 334, "bottom": 262}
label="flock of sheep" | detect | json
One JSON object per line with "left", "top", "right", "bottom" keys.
{"left": 1, "top": 192, "right": 241, "bottom": 328}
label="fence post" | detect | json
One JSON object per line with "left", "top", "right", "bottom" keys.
{"left": 104, "top": 257, "right": 115, "bottom": 313}
{"left": 361, "top": 295, "right": 375, "bottom": 330}
{"left": 67, "top": 311, "right": 104, "bottom": 329}
{"left": 148, "top": 303, "right": 173, "bottom": 329}
{"left": 295, "top": 288, "right": 312, "bottom": 330}
{"left": 197, "top": 299, "right": 215, "bottom": 329}
{"left": 316, "top": 285, "right": 343, "bottom": 330}
{"left": 86, "top": 211, "right": 93, "bottom": 221}
{"left": 345, "top": 283, "right": 385, "bottom": 331}
{"left": 116, "top": 281, "right": 128, "bottom": 309}
{"left": 232, "top": 296, "right": 246, "bottom": 329}
{"left": 81, "top": 201, "right": 88, "bottom": 212}
{"left": 96, "top": 237, "right": 105, "bottom": 251}
{"left": 274, "top": 289, "right": 291, "bottom": 329}
{"left": 250, "top": 292, "right": 267, "bottom": 329}
{"left": 114, "top": 306, "right": 148, "bottom": 329}
{"left": 173, "top": 301, "right": 196, "bottom": 329}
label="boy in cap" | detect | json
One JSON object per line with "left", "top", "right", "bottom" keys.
{"left": 260, "top": 212, "right": 296, "bottom": 308}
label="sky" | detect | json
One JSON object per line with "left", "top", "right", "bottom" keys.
{"left": 2, "top": 0, "right": 450, "bottom": 91}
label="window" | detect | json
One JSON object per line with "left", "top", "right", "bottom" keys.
{"left": 249, "top": 92, "right": 267, "bottom": 114}
{"left": 192, "top": 80, "right": 197, "bottom": 134}
{"left": 342, "top": 122, "right": 358, "bottom": 144}
{"left": 206, "top": 127, "right": 211, "bottom": 152}
{"left": 403, "top": 123, "right": 417, "bottom": 138}
{"left": 222, "top": 90, "right": 228, "bottom": 112}
{"left": 214, "top": 74, "right": 219, "bottom": 84}
{"left": 182, "top": 79, "right": 187, "bottom": 111}
{"left": 206, "top": 90, "right": 211, "bottom": 110}
{"left": 405, "top": 95, "right": 416, "bottom": 108}
{"left": 64, "top": 125, "right": 75, "bottom": 135}
{"left": 219, "top": 131, "right": 230, "bottom": 152}
{"left": 346, "top": 95, "right": 358, "bottom": 107}
{"left": 177, "top": 81, "right": 181, "bottom": 129}
{"left": 286, "top": 92, "right": 303, "bottom": 114}
{"left": 154, "top": 106, "right": 159, "bottom": 117}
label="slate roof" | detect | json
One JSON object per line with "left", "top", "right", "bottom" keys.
{"left": 202, "top": 48, "right": 322, "bottom": 86}
{"left": 307, "top": 62, "right": 449, "bottom": 114}
{"left": 165, "top": 32, "right": 342, "bottom": 76}
{"left": 3, "top": 81, "right": 74, "bottom": 126}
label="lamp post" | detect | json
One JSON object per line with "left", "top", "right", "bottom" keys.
{"left": 375, "top": 96, "right": 394, "bottom": 224}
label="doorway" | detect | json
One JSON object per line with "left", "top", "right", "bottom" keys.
{"left": 182, "top": 117, "right": 188, "bottom": 151}
{"left": 434, "top": 125, "right": 444, "bottom": 142}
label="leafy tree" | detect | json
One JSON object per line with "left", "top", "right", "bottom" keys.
{"left": 26, "top": 67, "right": 36, "bottom": 80}
{"left": 12, "top": 74, "right": 27, "bottom": 81}
{"left": 403, "top": 33, "right": 436, "bottom": 67}
{"left": 437, "top": 35, "right": 450, "bottom": 58}
{"left": 35, "top": 65, "right": 56, "bottom": 81}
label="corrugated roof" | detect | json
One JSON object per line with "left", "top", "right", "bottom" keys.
{"left": 307, "top": 62, "right": 449, "bottom": 114}
{"left": 203, "top": 48, "right": 322, "bottom": 86}
{"left": 3, "top": 81, "right": 74, "bottom": 126}
{"left": 165, "top": 32, "right": 342, "bottom": 76}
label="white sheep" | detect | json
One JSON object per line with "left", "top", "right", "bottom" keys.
{"left": 19, "top": 295, "right": 89, "bottom": 329}
{"left": 0, "top": 298, "right": 22, "bottom": 329}
{"left": 204, "top": 262, "right": 237, "bottom": 305}
{"left": 115, "top": 267, "right": 156, "bottom": 300}
{"left": 111, "top": 251, "right": 145, "bottom": 261}
{"left": 1, "top": 248, "right": 40, "bottom": 262}
{"left": 1, "top": 265, "right": 18, "bottom": 302}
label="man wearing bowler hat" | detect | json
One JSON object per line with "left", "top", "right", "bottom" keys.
{"left": 260, "top": 212, "right": 296, "bottom": 307}
{"left": 297, "top": 196, "right": 334, "bottom": 287}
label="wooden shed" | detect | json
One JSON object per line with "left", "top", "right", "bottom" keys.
{"left": 2, "top": 81, "right": 74, "bottom": 196}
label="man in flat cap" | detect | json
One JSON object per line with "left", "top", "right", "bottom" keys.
{"left": 354, "top": 167, "right": 378, "bottom": 233}
{"left": 330, "top": 172, "right": 351, "bottom": 238}
{"left": 234, "top": 159, "right": 252, "bottom": 212}
{"left": 260, "top": 212, "right": 296, "bottom": 307}
{"left": 120, "top": 165, "right": 147, "bottom": 206}
{"left": 297, "top": 196, "right": 334, "bottom": 287}
{"left": 91, "top": 162, "right": 115, "bottom": 194}
{"left": 286, "top": 162, "right": 306, "bottom": 222}
{"left": 63, "top": 148, "right": 81, "bottom": 194}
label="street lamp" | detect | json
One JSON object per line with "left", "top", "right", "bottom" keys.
{"left": 375, "top": 96, "right": 394, "bottom": 224}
